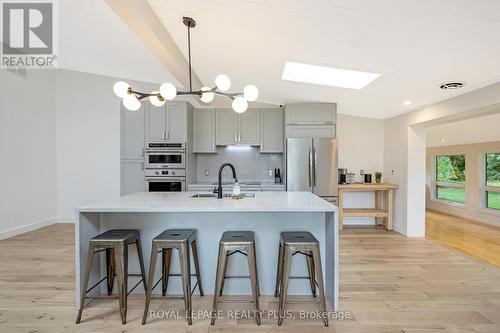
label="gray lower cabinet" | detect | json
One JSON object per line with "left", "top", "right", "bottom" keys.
{"left": 193, "top": 109, "right": 216, "bottom": 152}
{"left": 146, "top": 102, "right": 187, "bottom": 142}
{"left": 121, "top": 160, "right": 145, "bottom": 195}
{"left": 215, "top": 108, "right": 261, "bottom": 145}
{"left": 121, "top": 104, "right": 145, "bottom": 160}
{"left": 260, "top": 108, "right": 283, "bottom": 153}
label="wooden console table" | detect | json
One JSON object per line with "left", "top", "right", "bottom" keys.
{"left": 338, "top": 183, "right": 398, "bottom": 230}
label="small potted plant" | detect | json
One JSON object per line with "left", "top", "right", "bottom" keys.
{"left": 375, "top": 172, "right": 382, "bottom": 184}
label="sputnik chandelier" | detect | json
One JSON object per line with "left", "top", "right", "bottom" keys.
{"left": 113, "top": 17, "right": 259, "bottom": 113}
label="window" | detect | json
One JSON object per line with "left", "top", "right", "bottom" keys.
{"left": 435, "top": 154, "right": 466, "bottom": 203}
{"left": 485, "top": 153, "right": 500, "bottom": 210}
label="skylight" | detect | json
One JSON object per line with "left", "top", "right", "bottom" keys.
{"left": 281, "top": 61, "right": 380, "bottom": 90}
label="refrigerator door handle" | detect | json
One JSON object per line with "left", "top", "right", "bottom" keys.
{"left": 313, "top": 146, "right": 317, "bottom": 186}
{"left": 308, "top": 146, "right": 313, "bottom": 187}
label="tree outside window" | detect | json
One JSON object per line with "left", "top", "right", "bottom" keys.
{"left": 435, "top": 155, "right": 465, "bottom": 203}
{"left": 486, "top": 153, "right": 500, "bottom": 210}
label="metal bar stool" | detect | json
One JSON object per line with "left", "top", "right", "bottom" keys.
{"left": 274, "top": 231, "right": 328, "bottom": 326}
{"left": 76, "top": 229, "right": 147, "bottom": 325}
{"left": 142, "top": 229, "right": 203, "bottom": 325}
{"left": 211, "top": 231, "right": 260, "bottom": 325}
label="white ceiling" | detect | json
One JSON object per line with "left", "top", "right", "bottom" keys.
{"left": 58, "top": 0, "right": 178, "bottom": 86}
{"left": 147, "top": 0, "right": 500, "bottom": 119}
{"left": 427, "top": 112, "right": 500, "bottom": 147}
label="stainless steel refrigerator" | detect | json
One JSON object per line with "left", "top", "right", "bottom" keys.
{"left": 286, "top": 138, "right": 338, "bottom": 205}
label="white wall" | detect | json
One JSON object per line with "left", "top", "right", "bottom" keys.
{"left": 384, "top": 82, "right": 500, "bottom": 236}
{"left": 55, "top": 69, "right": 160, "bottom": 220}
{"left": 426, "top": 141, "right": 500, "bottom": 227}
{"left": 427, "top": 113, "right": 500, "bottom": 147}
{"left": 0, "top": 70, "right": 58, "bottom": 239}
{"left": 337, "top": 114, "right": 384, "bottom": 225}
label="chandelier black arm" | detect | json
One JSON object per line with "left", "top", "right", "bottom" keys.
{"left": 130, "top": 88, "right": 243, "bottom": 101}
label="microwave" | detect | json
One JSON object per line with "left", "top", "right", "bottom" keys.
{"left": 145, "top": 150, "right": 185, "bottom": 169}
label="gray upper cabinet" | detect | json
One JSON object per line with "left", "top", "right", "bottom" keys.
{"left": 260, "top": 108, "right": 283, "bottom": 153}
{"left": 216, "top": 109, "right": 238, "bottom": 145}
{"left": 285, "top": 125, "right": 335, "bottom": 138}
{"left": 193, "top": 109, "right": 216, "bottom": 153}
{"left": 285, "top": 103, "right": 336, "bottom": 125}
{"left": 121, "top": 104, "right": 145, "bottom": 159}
{"left": 238, "top": 109, "right": 260, "bottom": 145}
{"left": 215, "top": 108, "right": 261, "bottom": 145}
{"left": 167, "top": 103, "right": 187, "bottom": 142}
{"left": 146, "top": 102, "right": 187, "bottom": 142}
{"left": 146, "top": 103, "right": 166, "bottom": 142}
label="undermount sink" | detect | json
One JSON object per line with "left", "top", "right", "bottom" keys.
{"left": 190, "top": 192, "right": 256, "bottom": 198}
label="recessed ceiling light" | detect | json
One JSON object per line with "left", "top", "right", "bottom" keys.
{"left": 281, "top": 61, "right": 380, "bottom": 90}
{"left": 441, "top": 138, "right": 446, "bottom": 142}
{"left": 403, "top": 100, "right": 412, "bottom": 106}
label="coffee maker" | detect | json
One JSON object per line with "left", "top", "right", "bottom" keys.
{"left": 338, "top": 168, "right": 347, "bottom": 184}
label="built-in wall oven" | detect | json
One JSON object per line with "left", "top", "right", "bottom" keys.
{"left": 145, "top": 169, "right": 186, "bottom": 192}
{"left": 144, "top": 142, "right": 186, "bottom": 192}
{"left": 144, "top": 142, "right": 185, "bottom": 169}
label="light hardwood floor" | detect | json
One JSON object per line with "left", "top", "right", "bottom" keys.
{"left": 1, "top": 221, "right": 500, "bottom": 332}
{"left": 426, "top": 209, "right": 500, "bottom": 268}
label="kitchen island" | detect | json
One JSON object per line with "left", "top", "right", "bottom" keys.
{"left": 76, "top": 191, "right": 338, "bottom": 310}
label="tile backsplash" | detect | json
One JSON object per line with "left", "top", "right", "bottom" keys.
{"left": 196, "top": 147, "right": 283, "bottom": 182}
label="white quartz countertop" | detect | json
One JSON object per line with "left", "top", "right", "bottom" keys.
{"left": 77, "top": 191, "right": 336, "bottom": 213}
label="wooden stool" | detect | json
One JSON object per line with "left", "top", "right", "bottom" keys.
{"left": 275, "top": 231, "right": 328, "bottom": 326}
{"left": 211, "top": 231, "right": 260, "bottom": 325}
{"left": 142, "top": 229, "right": 203, "bottom": 325}
{"left": 76, "top": 229, "right": 147, "bottom": 324}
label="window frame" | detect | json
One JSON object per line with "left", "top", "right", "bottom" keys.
{"left": 433, "top": 154, "right": 466, "bottom": 205}
{"left": 483, "top": 152, "right": 500, "bottom": 211}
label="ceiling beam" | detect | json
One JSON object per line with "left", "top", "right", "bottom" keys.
{"left": 104, "top": 0, "right": 203, "bottom": 89}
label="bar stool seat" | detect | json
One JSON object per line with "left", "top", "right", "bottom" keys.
{"left": 76, "top": 229, "right": 147, "bottom": 325}
{"left": 275, "top": 231, "right": 328, "bottom": 326}
{"left": 211, "top": 231, "right": 260, "bottom": 325}
{"left": 142, "top": 229, "right": 203, "bottom": 326}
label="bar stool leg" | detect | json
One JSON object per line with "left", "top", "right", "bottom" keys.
{"left": 161, "top": 248, "right": 172, "bottom": 296}
{"left": 142, "top": 243, "right": 158, "bottom": 325}
{"left": 312, "top": 246, "right": 328, "bottom": 326}
{"left": 115, "top": 244, "right": 127, "bottom": 324}
{"left": 178, "top": 242, "right": 192, "bottom": 325}
{"left": 274, "top": 242, "right": 283, "bottom": 297}
{"left": 247, "top": 243, "right": 261, "bottom": 325}
{"left": 211, "top": 243, "right": 227, "bottom": 325}
{"left": 306, "top": 250, "right": 316, "bottom": 297}
{"left": 106, "top": 248, "right": 115, "bottom": 295}
{"left": 76, "top": 243, "right": 95, "bottom": 324}
{"left": 278, "top": 245, "right": 292, "bottom": 326}
{"left": 219, "top": 252, "right": 228, "bottom": 296}
{"left": 135, "top": 238, "right": 148, "bottom": 292}
{"left": 191, "top": 239, "right": 204, "bottom": 296}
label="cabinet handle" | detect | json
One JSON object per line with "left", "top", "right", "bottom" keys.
{"left": 166, "top": 130, "right": 169, "bottom": 140}
{"left": 212, "top": 142, "right": 215, "bottom": 150}
{"left": 238, "top": 133, "right": 241, "bottom": 142}
{"left": 235, "top": 133, "right": 237, "bottom": 142}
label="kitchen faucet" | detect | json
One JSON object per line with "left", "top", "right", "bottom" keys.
{"left": 217, "top": 163, "right": 237, "bottom": 199}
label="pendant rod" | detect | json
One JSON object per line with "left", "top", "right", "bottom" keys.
{"left": 187, "top": 24, "right": 193, "bottom": 93}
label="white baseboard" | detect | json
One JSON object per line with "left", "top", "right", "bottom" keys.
{"left": 0, "top": 218, "right": 56, "bottom": 240}
{"left": 56, "top": 217, "right": 76, "bottom": 224}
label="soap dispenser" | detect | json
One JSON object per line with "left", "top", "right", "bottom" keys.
{"left": 232, "top": 179, "right": 241, "bottom": 196}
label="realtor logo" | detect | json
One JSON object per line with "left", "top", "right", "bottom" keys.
{"left": 1, "top": 1, "right": 57, "bottom": 68}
